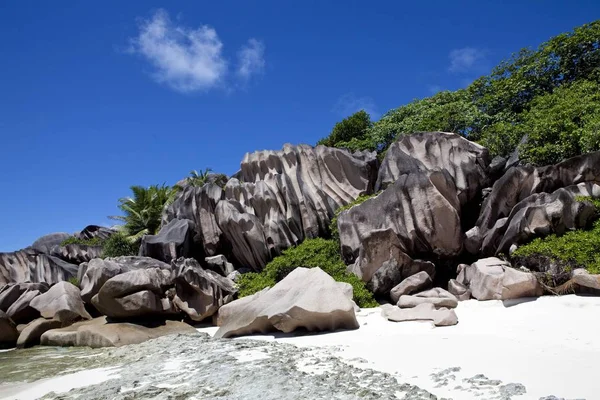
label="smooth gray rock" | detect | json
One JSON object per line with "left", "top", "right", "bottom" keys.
{"left": 448, "top": 279, "right": 471, "bottom": 301}
{"left": 139, "top": 218, "right": 196, "bottom": 264}
{"left": 173, "top": 258, "right": 237, "bottom": 322}
{"left": 381, "top": 303, "right": 458, "bottom": 327}
{"left": 6, "top": 290, "right": 42, "bottom": 324}
{"left": 0, "top": 249, "right": 78, "bottom": 286}
{"left": 40, "top": 316, "right": 196, "bottom": 348}
{"left": 398, "top": 288, "right": 458, "bottom": 309}
{"left": 47, "top": 244, "right": 104, "bottom": 265}
{"left": 215, "top": 267, "right": 359, "bottom": 338}
{"left": 460, "top": 257, "right": 543, "bottom": 300}
{"left": 204, "top": 255, "right": 235, "bottom": 277}
{"left": 91, "top": 268, "right": 176, "bottom": 319}
{"left": 76, "top": 225, "right": 115, "bottom": 241}
{"left": 0, "top": 310, "right": 18, "bottom": 349}
{"left": 390, "top": 271, "right": 433, "bottom": 303}
{"left": 78, "top": 256, "right": 172, "bottom": 304}
{"left": 30, "top": 281, "right": 91, "bottom": 323}
{"left": 0, "top": 282, "right": 49, "bottom": 312}
{"left": 16, "top": 318, "right": 62, "bottom": 348}
{"left": 31, "top": 232, "right": 72, "bottom": 254}
{"left": 339, "top": 169, "right": 462, "bottom": 266}
{"left": 572, "top": 269, "right": 600, "bottom": 290}
{"left": 376, "top": 131, "right": 490, "bottom": 206}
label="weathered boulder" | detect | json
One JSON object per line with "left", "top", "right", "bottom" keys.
{"left": 459, "top": 257, "right": 543, "bottom": 300}
{"left": 76, "top": 225, "right": 115, "bottom": 241}
{"left": 0, "top": 310, "right": 18, "bottom": 349}
{"left": 204, "top": 255, "right": 235, "bottom": 276}
{"left": 91, "top": 268, "right": 176, "bottom": 319}
{"left": 381, "top": 303, "right": 458, "bottom": 327}
{"left": 467, "top": 151, "right": 600, "bottom": 255}
{"left": 6, "top": 289, "right": 42, "bottom": 324}
{"left": 215, "top": 267, "right": 359, "bottom": 338}
{"left": 16, "top": 318, "right": 62, "bottom": 348}
{"left": 0, "top": 282, "right": 49, "bottom": 312}
{"left": 572, "top": 269, "right": 600, "bottom": 290}
{"left": 40, "top": 316, "right": 196, "bottom": 348}
{"left": 448, "top": 279, "right": 471, "bottom": 301}
{"left": 376, "top": 132, "right": 490, "bottom": 206}
{"left": 30, "top": 281, "right": 91, "bottom": 323}
{"left": 390, "top": 271, "right": 433, "bottom": 303}
{"left": 31, "top": 232, "right": 72, "bottom": 254}
{"left": 78, "top": 256, "right": 172, "bottom": 303}
{"left": 339, "top": 169, "right": 462, "bottom": 265}
{"left": 139, "top": 218, "right": 196, "bottom": 264}
{"left": 47, "top": 244, "right": 104, "bottom": 266}
{"left": 0, "top": 249, "right": 78, "bottom": 286}
{"left": 173, "top": 258, "right": 236, "bottom": 322}
{"left": 398, "top": 288, "right": 458, "bottom": 309}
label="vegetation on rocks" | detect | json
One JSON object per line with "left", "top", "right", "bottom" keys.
{"left": 237, "top": 238, "right": 378, "bottom": 308}
{"left": 329, "top": 192, "right": 380, "bottom": 241}
{"left": 60, "top": 236, "right": 104, "bottom": 247}
{"left": 101, "top": 232, "right": 139, "bottom": 258}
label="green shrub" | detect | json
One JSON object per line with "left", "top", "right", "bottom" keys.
{"left": 237, "top": 238, "right": 378, "bottom": 308}
{"left": 102, "top": 233, "right": 139, "bottom": 258}
{"left": 512, "top": 197, "right": 600, "bottom": 274}
{"left": 60, "top": 236, "right": 104, "bottom": 247}
{"left": 329, "top": 193, "right": 379, "bottom": 241}
{"left": 67, "top": 276, "right": 79, "bottom": 287}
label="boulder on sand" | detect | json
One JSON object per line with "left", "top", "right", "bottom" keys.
{"left": 459, "top": 257, "right": 543, "bottom": 300}
{"left": 30, "top": 281, "right": 91, "bottom": 323}
{"left": 40, "top": 316, "right": 196, "bottom": 348}
{"left": 214, "top": 267, "right": 359, "bottom": 338}
{"left": 381, "top": 303, "right": 458, "bottom": 327}
{"left": 398, "top": 288, "right": 458, "bottom": 309}
{"left": 390, "top": 271, "right": 433, "bottom": 303}
{"left": 448, "top": 279, "right": 471, "bottom": 301}
{"left": 173, "top": 258, "right": 237, "bottom": 322}
{"left": 16, "top": 318, "right": 62, "bottom": 348}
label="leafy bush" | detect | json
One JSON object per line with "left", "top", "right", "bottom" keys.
{"left": 317, "top": 110, "right": 374, "bottom": 151}
{"left": 67, "top": 276, "right": 79, "bottom": 287}
{"left": 329, "top": 193, "right": 380, "bottom": 241}
{"left": 60, "top": 236, "right": 104, "bottom": 247}
{"left": 512, "top": 197, "right": 600, "bottom": 274}
{"left": 237, "top": 238, "right": 378, "bottom": 308}
{"left": 102, "top": 232, "right": 139, "bottom": 258}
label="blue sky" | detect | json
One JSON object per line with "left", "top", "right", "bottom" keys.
{"left": 1, "top": 1, "right": 598, "bottom": 251}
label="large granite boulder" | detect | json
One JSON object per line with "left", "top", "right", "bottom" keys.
{"left": 76, "top": 225, "right": 115, "bottom": 241}
{"left": 448, "top": 279, "right": 471, "bottom": 301}
{"left": 31, "top": 232, "right": 72, "bottom": 254}
{"left": 381, "top": 303, "right": 458, "bottom": 327}
{"left": 376, "top": 132, "right": 490, "bottom": 206}
{"left": 0, "top": 249, "right": 78, "bottom": 286}
{"left": 91, "top": 268, "right": 176, "bottom": 319}
{"left": 0, "top": 282, "right": 49, "bottom": 312}
{"left": 78, "top": 256, "right": 172, "bottom": 304}
{"left": 47, "top": 244, "right": 104, "bottom": 266}
{"left": 398, "top": 288, "right": 458, "bottom": 309}
{"left": 6, "top": 289, "right": 42, "bottom": 324}
{"left": 458, "top": 257, "right": 543, "bottom": 300}
{"left": 173, "top": 258, "right": 236, "bottom": 322}
{"left": 16, "top": 318, "right": 62, "bottom": 348}
{"left": 30, "top": 281, "right": 91, "bottom": 323}
{"left": 215, "top": 267, "right": 359, "bottom": 338}
{"left": 390, "top": 271, "right": 433, "bottom": 303}
{"left": 139, "top": 218, "right": 196, "bottom": 264}
{"left": 0, "top": 310, "right": 18, "bottom": 349}
{"left": 40, "top": 316, "right": 196, "bottom": 348}
{"left": 204, "top": 255, "right": 235, "bottom": 276}
{"left": 339, "top": 169, "right": 462, "bottom": 266}
{"left": 467, "top": 151, "right": 600, "bottom": 255}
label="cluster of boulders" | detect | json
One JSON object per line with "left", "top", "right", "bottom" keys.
{"left": 2, "top": 132, "right": 600, "bottom": 344}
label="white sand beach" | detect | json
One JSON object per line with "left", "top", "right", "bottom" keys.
{"left": 199, "top": 294, "right": 600, "bottom": 400}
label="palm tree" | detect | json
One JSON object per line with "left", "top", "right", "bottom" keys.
{"left": 109, "top": 184, "right": 178, "bottom": 242}
{"left": 186, "top": 168, "right": 213, "bottom": 187}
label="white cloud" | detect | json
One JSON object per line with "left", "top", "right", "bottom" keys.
{"left": 448, "top": 47, "right": 487, "bottom": 73}
{"left": 427, "top": 84, "right": 443, "bottom": 94}
{"left": 333, "top": 94, "right": 378, "bottom": 118}
{"left": 237, "top": 39, "right": 265, "bottom": 80}
{"left": 128, "top": 10, "right": 265, "bottom": 93}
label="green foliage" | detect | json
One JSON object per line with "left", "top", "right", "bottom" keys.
{"left": 60, "top": 236, "right": 103, "bottom": 247}
{"left": 109, "top": 184, "right": 178, "bottom": 242}
{"left": 67, "top": 276, "right": 79, "bottom": 287}
{"left": 512, "top": 196, "right": 600, "bottom": 274}
{"left": 101, "top": 232, "right": 139, "bottom": 258}
{"left": 329, "top": 193, "right": 379, "bottom": 241}
{"left": 317, "top": 110, "right": 375, "bottom": 152}
{"left": 185, "top": 168, "right": 228, "bottom": 188}
{"left": 237, "top": 238, "right": 378, "bottom": 308}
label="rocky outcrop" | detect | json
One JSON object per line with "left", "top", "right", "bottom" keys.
{"left": 139, "top": 218, "right": 196, "bottom": 264}
{"left": 339, "top": 169, "right": 462, "bottom": 266}
{"left": 40, "top": 316, "right": 196, "bottom": 348}
{"left": 0, "top": 282, "right": 49, "bottom": 312}
{"left": 572, "top": 269, "right": 600, "bottom": 291}
{"left": 458, "top": 257, "right": 543, "bottom": 300}
{"left": 215, "top": 267, "right": 359, "bottom": 338}
{"left": 30, "top": 281, "right": 91, "bottom": 323}
{"left": 467, "top": 151, "right": 600, "bottom": 255}
{"left": 47, "top": 244, "right": 104, "bottom": 266}
{"left": 448, "top": 279, "right": 471, "bottom": 301}
{"left": 0, "top": 310, "right": 18, "bottom": 348}
{"left": 390, "top": 271, "right": 433, "bottom": 303}
{"left": 376, "top": 132, "right": 490, "bottom": 206}
{"left": 173, "top": 258, "right": 236, "bottom": 322}
{"left": 204, "top": 255, "right": 235, "bottom": 276}
{"left": 6, "top": 289, "right": 42, "bottom": 324}
{"left": 16, "top": 318, "right": 62, "bottom": 348}
{"left": 380, "top": 303, "right": 458, "bottom": 327}
{"left": 397, "top": 288, "right": 458, "bottom": 309}
{"left": 76, "top": 225, "right": 115, "bottom": 241}
{"left": 91, "top": 268, "right": 176, "bottom": 319}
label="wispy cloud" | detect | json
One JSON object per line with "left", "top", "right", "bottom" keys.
{"left": 427, "top": 84, "right": 443, "bottom": 95}
{"left": 448, "top": 47, "right": 487, "bottom": 73}
{"left": 237, "top": 39, "right": 265, "bottom": 80}
{"left": 333, "top": 94, "right": 378, "bottom": 119}
{"left": 128, "top": 9, "right": 265, "bottom": 93}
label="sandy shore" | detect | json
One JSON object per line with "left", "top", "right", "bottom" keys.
{"left": 200, "top": 294, "right": 600, "bottom": 399}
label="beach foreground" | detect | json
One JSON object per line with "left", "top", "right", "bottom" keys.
{"left": 1, "top": 295, "right": 598, "bottom": 400}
